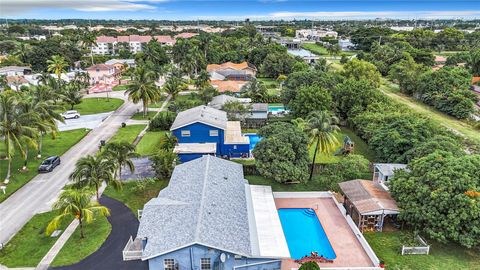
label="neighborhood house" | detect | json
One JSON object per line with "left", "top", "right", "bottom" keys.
{"left": 208, "top": 62, "right": 256, "bottom": 93}
{"left": 170, "top": 106, "right": 250, "bottom": 162}
{"left": 86, "top": 64, "right": 122, "bottom": 85}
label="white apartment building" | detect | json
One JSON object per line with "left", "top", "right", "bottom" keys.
{"left": 92, "top": 35, "right": 178, "bottom": 55}
{"left": 295, "top": 29, "right": 338, "bottom": 41}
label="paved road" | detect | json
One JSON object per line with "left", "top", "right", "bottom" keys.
{"left": 57, "top": 112, "right": 112, "bottom": 132}
{"left": 0, "top": 98, "right": 142, "bottom": 245}
{"left": 50, "top": 196, "right": 148, "bottom": 270}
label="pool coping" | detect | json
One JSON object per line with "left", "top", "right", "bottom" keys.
{"left": 273, "top": 191, "right": 382, "bottom": 270}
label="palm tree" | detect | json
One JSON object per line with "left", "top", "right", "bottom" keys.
{"left": 125, "top": 67, "right": 160, "bottom": 117}
{"left": 46, "top": 188, "right": 110, "bottom": 239}
{"left": 306, "top": 111, "right": 340, "bottom": 182}
{"left": 241, "top": 79, "right": 268, "bottom": 102}
{"left": 14, "top": 43, "right": 30, "bottom": 64}
{"left": 62, "top": 83, "right": 83, "bottom": 109}
{"left": 80, "top": 29, "right": 97, "bottom": 65}
{"left": 0, "top": 92, "right": 39, "bottom": 182}
{"left": 291, "top": 117, "right": 308, "bottom": 132}
{"left": 195, "top": 70, "right": 210, "bottom": 89}
{"left": 47, "top": 55, "right": 68, "bottom": 81}
{"left": 163, "top": 76, "right": 185, "bottom": 100}
{"left": 103, "top": 142, "right": 137, "bottom": 180}
{"left": 70, "top": 155, "right": 121, "bottom": 201}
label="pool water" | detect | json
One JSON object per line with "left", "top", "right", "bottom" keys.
{"left": 278, "top": 208, "right": 336, "bottom": 260}
{"left": 244, "top": 133, "right": 261, "bottom": 151}
{"left": 268, "top": 105, "right": 286, "bottom": 113}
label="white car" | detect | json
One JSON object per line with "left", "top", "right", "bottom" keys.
{"left": 61, "top": 110, "right": 80, "bottom": 119}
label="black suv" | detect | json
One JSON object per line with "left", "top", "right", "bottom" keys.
{"left": 38, "top": 156, "right": 61, "bottom": 173}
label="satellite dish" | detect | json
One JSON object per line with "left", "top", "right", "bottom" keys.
{"left": 220, "top": 253, "right": 226, "bottom": 263}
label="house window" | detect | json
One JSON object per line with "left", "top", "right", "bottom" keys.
{"left": 201, "top": 258, "right": 211, "bottom": 270}
{"left": 209, "top": 130, "right": 218, "bottom": 137}
{"left": 181, "top": 130, "right": 191, "bottom": 137}
{"left": 233, "top": 145, "right": 237, "bottom": 150}
{"left": 164, "top": 259, "right": 175, "bottom": 270}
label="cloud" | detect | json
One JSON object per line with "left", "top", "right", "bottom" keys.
{"left": 1, "top": 0, "right": 163, "bottom": 14}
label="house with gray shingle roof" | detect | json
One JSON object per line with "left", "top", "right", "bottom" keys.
{"left": 372, "top": 163, "right": 408, "bottom": 191}
{"left": 130, "top": 156, "right": 290, "bottom": 269}
{"left": 170, "top": 106, "right": 250, "bottom": 162}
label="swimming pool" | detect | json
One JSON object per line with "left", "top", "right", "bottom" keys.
{"left": 278, "top": 208, "right": 336, "bottom": 260}
{"left": 244, "top": 133, "right": 261, "bottom": 151}
{"left": 268, "top": 105, "right": 287, "bottom": 113}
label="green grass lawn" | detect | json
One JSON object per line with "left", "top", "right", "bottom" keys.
{"left": 136, "top": 131, "right": 166, "bottom": 156}
{"left": 112, "top": 84, "right": 129, "bottom": 91}
{"left": 380, "top": 80, "right": 480, "bottom": 145}
{"left": 246, "top": 174, "right": 335, "bottom": 192}
{"left": 302, "top": 43, "right": 329, "bottom": 55}
{"left": 0, "top": 211, "right": 70, "bottom": 267}
{"left": 131, "top": 111, "right": 157, "bottom": 120}
{"left": 73, "top": 98, "right": 124, "bottom": 115}
{"left": 364, "top": 231, "right": 480, "bottom": 270}
{"left": 103, "top": 180, "right": 168, "bottom": 217}
{"left": 109, "top": 124, "right": 146, "bottom": 144}
{"left": 0, "top": 129, "right": 89, "bottom": 203}
{"left": 309, "top": 127, "right": 375, "bottom": 163}
{"left": 50, "top": 216, "right": 111, "bottom": 267}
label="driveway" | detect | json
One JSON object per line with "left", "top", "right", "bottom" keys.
{"left": 57, "top": 112, "right": 112, "bottom": 132}
{"left": 0, "top": 99, "right": 142, "bottom": 245}
{"left": 50, "top": 196, "right": 148, "bottom": 270}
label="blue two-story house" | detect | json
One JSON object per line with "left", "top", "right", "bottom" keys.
{"left": 129, "top": 155, "right": 290, "bottom": 270}
{"left": 170, "top": 106, "right": 250, "bottom": 162}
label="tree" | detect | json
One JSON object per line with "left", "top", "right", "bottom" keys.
{"left": 163, "top": 76, "right": 186, "bottom": 100}
{"left": 241, "top": 79, "right": 268, "bottom": 102}
{"left": 306, "top": 111, "right": 340, "bottom": 182}
{"left": 332, "top": 79, "right": 383, "bottom": 120}
{"left": 390, "top": 151, "right": 480, "bottom": 248}
{"left": 149, "top": 111, "right": 176, "bottom": 131}
{"left": 389, "top": 56, "right": 428, "bottom": 95}
{"left": 195, "top": 70, "right": 211, "bottom": 89}
{"left": 467, "top": 49, "right": 480, "bottom": 76}
{"left": 70, "top": 154, "right": 121, "bottom": 200}
{"left": 298, "top": 261, "right": 320, "bottom": 270}
{"left": 80, "top": 29, "right": 97, "bottom": 65}
{"left": 289, "top": 84, "right": 333, "bottom": 118}
{"left": 196, "top": 86, "right": 218, "bottom": 104}
{"left": 103, "top": 142, "right": 137, "bottom": 180}
{"left": 46, "top": 188, "right": 110, "bottom": 239}
{"left": 47, "top": 55, "right": 68, "bottom": 80}
{"left": 253, "top": 122, "right": 309, "bottom": 183}
{"left": 0, "top": 92, "right": 38, "bottom": 182}
{"left": 62, "top": 83, "right": 83, "bottom": 109}
{"left": 126, "top": 67, "right": 161, "bottom": 117}
{"left": 342, "top": 59, "right": 381, "bottom": 88}
{"left": 260, "top": 52, "right": 296, "bottom": 78}
{"left": 222, "top": 101, "right": 250, "bottom": 121}
{"left": 151, "top": 150, "right": 178, "bottom": 179}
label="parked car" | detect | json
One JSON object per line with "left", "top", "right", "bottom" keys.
{"left": 61, "top": 110, "right": 80, "bottom": 119}
{"left": 38, "top": 156, "right": 61, "bottom": 172}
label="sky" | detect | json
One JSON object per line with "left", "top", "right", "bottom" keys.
{"left": 1, "top": 0, "right": 480, "bottom": 20}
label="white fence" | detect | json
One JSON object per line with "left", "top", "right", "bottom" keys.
{"left": 122, "top": 236, "right": 143, "bottom": 261}
{"left": 401, "top": 235, "right": 430, "bottom": 255}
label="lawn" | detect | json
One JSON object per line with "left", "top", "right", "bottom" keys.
{"left": 136, "top": 130, "right": 166, "bottom": 156}
{"left": 109, "top": 124, "right": 146, "bottom": 144}
{"left": 50, "top": 216, "right": 111, "bottom": 267}
{"left": 112, "top": 84, "right": 129, "bottom": 91}
{"left": 103, "top": 179, "right": 168, "bottom": 217}
{"left": 131, "top": 111, "right": 157, "bottom": 120}
{"left": 0, "top": 129, "right": 89, "bottom": 203}
{"left": 364, "top": 231, "right": 480, "bottom": 270}
{"left": 380, "top": 79, "right": 480, "bottom": 145}
{"left": 0, "top": 211, "right": 70, "bottom": 267}
{"left": 302, "top": 43, "right": 329, "bottom": 55}
{"left": 72, "top": 97, "right": 124, "bottom": 115}
{"left": 309, "top": 127, "right": 375, "bottom": 163}
{"left": 246, "top": 174, "right": 338, "bottom": 192}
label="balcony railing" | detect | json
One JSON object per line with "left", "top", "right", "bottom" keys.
{"left": 123, "top": 236, "right": 143, "bottom": 261}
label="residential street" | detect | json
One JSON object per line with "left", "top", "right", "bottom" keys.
{"left": 0, "top": 92, "right": 142, "bottom": 245}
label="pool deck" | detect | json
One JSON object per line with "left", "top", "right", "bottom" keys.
{"left": 275, "top": 197, "right": 375, "bottom": 269}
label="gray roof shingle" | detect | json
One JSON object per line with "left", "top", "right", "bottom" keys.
{"left": 170, "top": 105, "right": 228, "bottom": 130}
{"left": 374, "top": 163, "right": 407, "bottom": 176}
{"left": 137, "top": 155, "right": 252, "bottom": 259}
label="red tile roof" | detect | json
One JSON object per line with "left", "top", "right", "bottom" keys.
{"left": 86, "top": 64, "right": 115, "bottom": 71}
{"left": 174, "top": 33, "right": 198, "bottom": 39}
{"left": 96, "top": 36, "right": 117, "bottom": 43}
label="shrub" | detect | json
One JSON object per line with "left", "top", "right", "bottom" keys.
{"left": 151, "top": 150, "right": 178, "bottom": 179}
{"left": 149, "top": 111, "right": 176, "bottom": 131}
{"left": 298, "top": 261, "right": 320, "bottom": 270}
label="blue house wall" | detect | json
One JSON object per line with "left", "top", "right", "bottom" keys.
{"left": 147, "top": 244, "right": 281, "bottom": 270}
{"left": 172, "top": 122, "right": 250, "bottom": 161}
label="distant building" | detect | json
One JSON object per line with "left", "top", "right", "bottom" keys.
{"left": 339, "top": 39, "right": 355, "bottom": 51}
{"left": 85, "top": 64, "right": 121, "bottom": 85}
{"left": 207, "top": 62, "right": 256, "bottom": 93}
{"left": 170, "top": 106, "right": 250, "bottom": 162}
{"left": 174, "top": 32, "right": 198, "bottom": 39}
{"left": 0, "top": 66, "right": 32, "bottom": 76}
{"left": 92, "top": 35, "right": 176, "bottom": 55}
{"left": 104, "top": 59, "right": 136, "bottom": 69}
{"left": 17, "top": 35, "right": 46, "bottom": 41}
{"left": 373, "top": 163, "right": 408, "bottom": 191}
{"left": 295, "top": 29, "right": 338, "bottom": 41}
{"left": 287, "top": 49, "right": 319, "bottom": 64}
